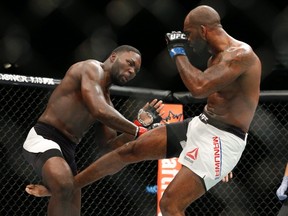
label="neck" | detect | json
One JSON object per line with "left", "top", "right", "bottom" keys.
{"left": 101, "top": 63, "right": 113, "bottom": 89}
{"left": 208, "top": 28, "right": 232, "bottom": 54}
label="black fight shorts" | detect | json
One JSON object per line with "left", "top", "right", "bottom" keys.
{"left": 22, "top": 122, "right": 78, "bottom": 177}
{"left": 165, "top": 118, "right": 192, "bottom": 158}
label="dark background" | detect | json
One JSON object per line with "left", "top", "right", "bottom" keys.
{"left": 0, "top": 0, "right": 287, "bottom": 92}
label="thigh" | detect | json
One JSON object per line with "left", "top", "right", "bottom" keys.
{"left": 178, "top": 117, "right": 246, "bottom": 191}
{"left": 163, "top": 165, "right": 206, "bottom": 210}
{"left": 117, "top": 125, "right": 168, "bottom": 162}
{"left": 23, "top": 148, "right": 63, "bottom": 177}
{"left": 166, "top": 118, "right": 191, "bottom": 158}
{"left": 42, "top": 156, "right": 75, "bottom": 190}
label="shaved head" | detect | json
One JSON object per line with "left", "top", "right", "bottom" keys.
{"left": 185, "top": 5, "right": 221, "bottom": 27}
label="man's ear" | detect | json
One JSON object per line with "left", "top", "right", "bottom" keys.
{"left": 109, "top": 52, "right": 117, "bottom": 63}
{"left": 200, "top": 25, "right": 207, "bottom": 40}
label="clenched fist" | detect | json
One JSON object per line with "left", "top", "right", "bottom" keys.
{"left": 165, "top": 31, "right": 188, "bottom": 59}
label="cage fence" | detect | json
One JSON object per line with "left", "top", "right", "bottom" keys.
{"left": 0, "top": 74, "right": 286, "bottom": 216}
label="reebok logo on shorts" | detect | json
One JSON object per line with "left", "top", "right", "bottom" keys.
{"left": 184, "top": 147, "right": 199, "bottom": 163}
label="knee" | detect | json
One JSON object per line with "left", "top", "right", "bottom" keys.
{"left": 160, "top": 194, "right": 184, "bottom": 216}
{"left": 160, "top": 195, "right": 176, "bottom": 215}
{"left": 50, "top": 179, "right": 75, "bottom": 199}
{"left": 117, "top": 141, "right": 138, "bottom": 161}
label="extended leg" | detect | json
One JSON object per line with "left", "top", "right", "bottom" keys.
{"left": 74, "top": 126, "right": 168, "bottom": 189}
{"left": 25, "top": 126, "right": 168, "bottom": 197}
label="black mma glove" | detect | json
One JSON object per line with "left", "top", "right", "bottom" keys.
{"left": 134, "top": 105, "right": 163, "bottom": 130}
{"left": 165, "top": 31, "right": 188, "bottom": 59}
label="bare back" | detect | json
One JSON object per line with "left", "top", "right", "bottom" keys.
{"left": 38, "top": 60, "right": 111, "bottom": 143}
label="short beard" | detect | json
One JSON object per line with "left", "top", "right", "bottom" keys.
{"left": 192, "top": 39, "right": 208, "bottom": 55}
{"left": 112, "top": 78, "right": 124, "bottom": 86}
{"left": 111, "top": 74, "right": 124, "bottom": 86}
{"left": 110, "top": 64, "right": 125, "bottom": 86}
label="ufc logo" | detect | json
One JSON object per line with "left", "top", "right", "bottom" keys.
{"left": 170, "top": 33, "right": 186, "bottom": 40}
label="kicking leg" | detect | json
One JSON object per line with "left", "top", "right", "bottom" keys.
{"left": 25, "top": 126, "right": 168, "bottom": 197}
{"left": 74, "top": 126, "right": 168, "bottom": 189}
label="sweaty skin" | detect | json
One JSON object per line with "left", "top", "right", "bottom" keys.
{"left": 23, "top": 46, "right": 153, "bottom": 216}
{"left": 25, "top": 98, "right": 165, "bottom": 197}
{"left": 26, "top": 6, "right": 261, "bottom": 216}
{"left": 39, "top": 56, "right": 141, "bottom": 144}
{"left": 180, "top": 8, "right": 260, "bottom": 133}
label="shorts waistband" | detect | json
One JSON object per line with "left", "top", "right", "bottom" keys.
{"left": 36, "top": 121, "right": 77, "bottom": 146}
{"left": 198, "top": 111, "right": 246, "bottom": 140}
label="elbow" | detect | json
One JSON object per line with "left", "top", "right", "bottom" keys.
{"left": 189, "top": 86, "right": 207, "bottom": 99}
{"left": 191, "top": 94, "right": 205, "bottom": 99}
{"left": 184, "top": 79, "right": 209, "bottom": 99}
{"left": 91, "top": 107, "right": 106, "bottom": 120}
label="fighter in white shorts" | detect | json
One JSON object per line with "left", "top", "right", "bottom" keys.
{"left": 166, "top": 110, "right": 247, "bottom": 191}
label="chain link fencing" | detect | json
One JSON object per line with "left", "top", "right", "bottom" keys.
{"left": 0, "top": 74, "right": 286, "bottom": 216}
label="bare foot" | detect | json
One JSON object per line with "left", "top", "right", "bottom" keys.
{"left": 25, "top": 184, "right": 51, "bottom": 197}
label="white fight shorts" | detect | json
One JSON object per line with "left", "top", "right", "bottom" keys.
{"left": 178, "top": 115, "right": 247, "bottom": 190}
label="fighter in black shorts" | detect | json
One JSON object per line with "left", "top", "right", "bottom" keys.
{"left": 23, "top": 122, "right": 77, "bottom": 176}
{"left": 23, "top": 45, "right": 164, "bottom": 216}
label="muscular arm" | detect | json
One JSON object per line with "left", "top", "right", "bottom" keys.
{"left": 174, "top": 47, "right": 251, "bottom": 98}
{"left": 79, "top": 61, "right": 138, "bottom": 136}
{"left": 99, "top": 98, "right": 164, "bottom": 154}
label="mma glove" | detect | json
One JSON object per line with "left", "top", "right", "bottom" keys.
{"left": 276, "top": 176, "right": 288, "bottom": 201}
{"left": 134, "top": 105, "right": 163, "bottom": 130}
{"left": 165, "top": 31, "right": 188, "bottom": 59}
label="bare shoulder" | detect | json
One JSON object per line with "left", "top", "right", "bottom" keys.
{"left": 221, "top": 42, "right": 261, "bottom": 75}
{"left": 66, "top": 59, "right": 103, "bottom": 79}
{"left": 70, "top": 59, "right": 102, "bottom": 72}
{"left": 229, "top": 43, "right": 261, "bottom": 85}
{"left": 230, "top": 43, "right": 259, "bottom": 63}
